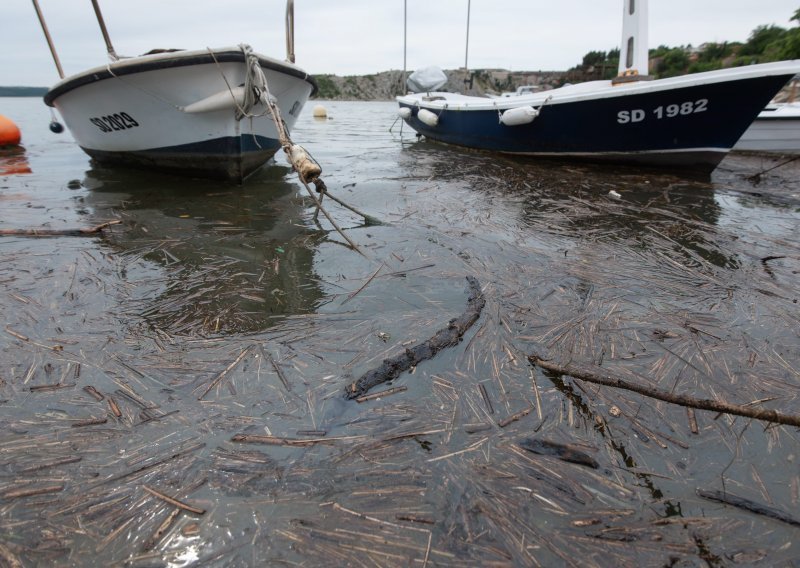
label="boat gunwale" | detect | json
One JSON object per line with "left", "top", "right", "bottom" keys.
{"left": 396, "top": 61, "right": 800, "bottom": 111}
{"left": 44, "top": 46, "right": 318, "bottom": 106}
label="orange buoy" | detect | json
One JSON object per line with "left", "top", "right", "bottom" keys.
{"left": 0, "top": 114, "right": 22, "bottom": 146}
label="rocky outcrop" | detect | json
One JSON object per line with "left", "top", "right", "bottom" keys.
{"left": 312, "top": 68, "right": 569, "bottom": 100}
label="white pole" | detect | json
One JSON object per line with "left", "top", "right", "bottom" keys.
{"left": 403, "top": 0, "right": 407, "bottom": 93}
{"left": 617, "top": 0, "right": 649, "bottom": 77}
{"left": 463, "top": 0, "right": 471, "bottom": 93}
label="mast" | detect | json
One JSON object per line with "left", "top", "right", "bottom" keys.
{"left": 403, "top": 0, "right": 407, "bottom": 93}
{"left": 286, "top": 0, "right": 295, "bottom": 63}
{"left": 463, "top": 0, "right": 471, "bottom": 94}
{"left": 615, "top": 0, "right": 650, "bottom": 82}
{"left": 90, "top": 0, "right": 118, "bottom": 60}
{"left": 31, "top": 0, "right": 65, "bottom": 79}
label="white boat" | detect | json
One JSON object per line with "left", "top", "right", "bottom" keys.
{"left": 397, "top": 0, "right": 800, "bottom": 174}
{"left": 734, "top": 102, "right": 800, "bottom": 154}
{"left": 33, "top": 1, "right": 317, "bottom": 182}
{"left": 499, "top": 85, "right": 544, "bottom": 98}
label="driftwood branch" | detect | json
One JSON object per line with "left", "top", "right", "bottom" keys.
{"left": 697, "top": 489, "right": 800, "bottom": 526}
{"left": 528, "top": 355, "right": 800, "bottom": 428}
{"left": 0, "top": 220, "right": 121, "bottom": 237}
{"left": 345, "top": 276, "right": 485, "bottom": 399}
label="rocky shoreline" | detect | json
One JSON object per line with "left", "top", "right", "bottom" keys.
{"left": 312, "top": 68, "right": 569, "bottom": 100}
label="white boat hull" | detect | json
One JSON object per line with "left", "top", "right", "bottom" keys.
{"left": 734, "top": 102, "right": 800, "bottom": 154}
{"left": 45, "top": 47, "right": 317, "bottom": 181}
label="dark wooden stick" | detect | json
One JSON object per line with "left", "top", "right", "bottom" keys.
{"left": 529, "top": 355, "right": 800, "bottom": 428}
{"left": 355, "top": 385, "right": 407, "bottom": 402}
{"left": 0, "top": 220, "right": 121, "bottom": 237}
{"left": 697, "top": 489, "right": 800, "bottom": 526}
{"left": 197, "top": 345, "right": 253, "bottom": 400}
{"left": 143, "top": 485, "right": 205, "bottom": 515}
{"left": 345, "top": 277, "right": 485, "bottom": 399}
{"left": 498, "top": 406, "right": 533, "bottom": 428}
{"left": 3, "top": 484, "right": 64, "bottom": 499}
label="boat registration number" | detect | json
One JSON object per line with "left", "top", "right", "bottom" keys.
{"left": 617, "top": 99, "right": 708, "bottom": 124}
{"left": 89, "top": 112, "right": 140, "bottom": 133}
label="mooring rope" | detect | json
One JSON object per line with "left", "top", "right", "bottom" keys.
{"left": 222, "top": 45, "right": 375, "bottom": 255}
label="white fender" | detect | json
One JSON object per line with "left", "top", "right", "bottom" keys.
{"left": 183, "top": 86, "right": 249, "bottom": 113}
{"left": 398, "top": 107, "right": 412, "bottom": 119}
{"left": 417, "top": 108, "right": 439, "bottom": 127}
{"left": 500, "top": 105, "right": 539, "bottom": 126}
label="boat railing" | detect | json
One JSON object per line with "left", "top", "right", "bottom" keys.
{"left": 285, "top": 0, "right": 295, "bottom": 63}
{"left": 90, "top": 0, "right": 119, "bottom": 61}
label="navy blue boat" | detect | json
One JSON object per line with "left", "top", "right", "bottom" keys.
{"left": 397, "top": 61, "right": 800, "bottom": 174}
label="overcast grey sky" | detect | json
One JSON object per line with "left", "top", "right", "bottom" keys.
{"left": 3, "top": 1, "right": 798, "bottom": 86}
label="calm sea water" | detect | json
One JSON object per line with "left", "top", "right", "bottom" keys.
{"left": 2, "top": 96, "right": 800, "bottom": 566}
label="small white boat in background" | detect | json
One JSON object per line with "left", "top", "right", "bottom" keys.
{"left": 734, "top": 102, "right": 800, "bottom": 154}
{"left": 33, "top": 0, "right": 317, "bottom": 182}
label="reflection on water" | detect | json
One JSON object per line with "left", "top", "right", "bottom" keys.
{"left": 404, "top": 142, "right": 741, "bottom": 269}
{"left": 0, "top": 145, "right": 32, "bottom": 175}
{"left": 3, "top": 100, "right": 800, "bottom": 567}
{"left": 80, "top": 162, "right": 325, "bottom": 336}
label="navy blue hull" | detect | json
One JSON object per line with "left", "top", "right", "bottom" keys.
{"left": 83, "top": 135, "right": 281, "bottom": 182}
{"left": 400, "top": 74, "right": 795, "bottom": 173}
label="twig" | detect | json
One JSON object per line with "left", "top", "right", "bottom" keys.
{"left": 342, "top": 263, "right": 384, "bottom": 305}
{"left": 478, "top": 383, "right": 495, "bottom": 415}
{"left": 697, "top": 489, "right": 800, "bottom": 526}
{"left": 497, "top": 406, "right": 533, "bottom": 428}
{"left": 265, "top": 351, "right": 291, "bottom": 392}
{"left": 345, "top": 277, "right": 485, "bottom": 399}
{"left": 356, "top": 385, "right": 408, "bottom": 402}
{"left": 0, "top": 220, "right": 121, "bottom": 237}
{"left": 529, "top": 355, "right": 800, "bottom": 428}
{"left": 142, "top": 508, "right": 182, "bottom": 552}
{"left": 143, "top": 485, "right": 206, "bottom": 515}
{"left": 197, "top": 345, "right": 253, "bottom": 400}
{"left": 3, "top": 484, "right": 64, "bottom": 499}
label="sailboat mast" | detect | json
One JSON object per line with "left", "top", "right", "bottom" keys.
{"left": 403, "top": 0, "right": 407, "bottom": 93}
{"left": 463, "top": 0, "right": 471, "bottom": 94}
{"left": 90, "top": 0, "right": 118, "bottom": 61}
{"left": 616, "top": 0, "right": 650, "bottom": 80}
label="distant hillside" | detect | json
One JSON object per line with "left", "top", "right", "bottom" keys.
{"left": 0, "top": 86, "right": 48, "bottom": 97}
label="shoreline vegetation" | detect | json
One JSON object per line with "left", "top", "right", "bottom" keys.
{"left": 4, "top": 10, "right": 798, "bottom": 101}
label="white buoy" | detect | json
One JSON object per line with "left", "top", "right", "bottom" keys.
{"left": 499, "top": 106, "right": 539, "bottom": 126}
{"left": 398, "top": 107, "right": 412, "bottom": 119}
{"left": 417, "top": 108, "right": 439, "bottom": 127}
{"left": 312, "top": 105, "right": 328, "bottom": 118}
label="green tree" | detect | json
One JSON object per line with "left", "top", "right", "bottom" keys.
{"left": 740, "top": 25, "right": 787, "bottom": 56}
{"left": 656, "top": 48, "right": 690, "bottom": 77}
{"left": 772, "top": 28, "right": 800, "bottom": 59}
{"left": 582, "top": 50, "right": 607, "bottom": 67}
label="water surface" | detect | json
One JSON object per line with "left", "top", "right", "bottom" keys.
{"left": 1, "top": 97, "right": 800, "bottom": 566}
